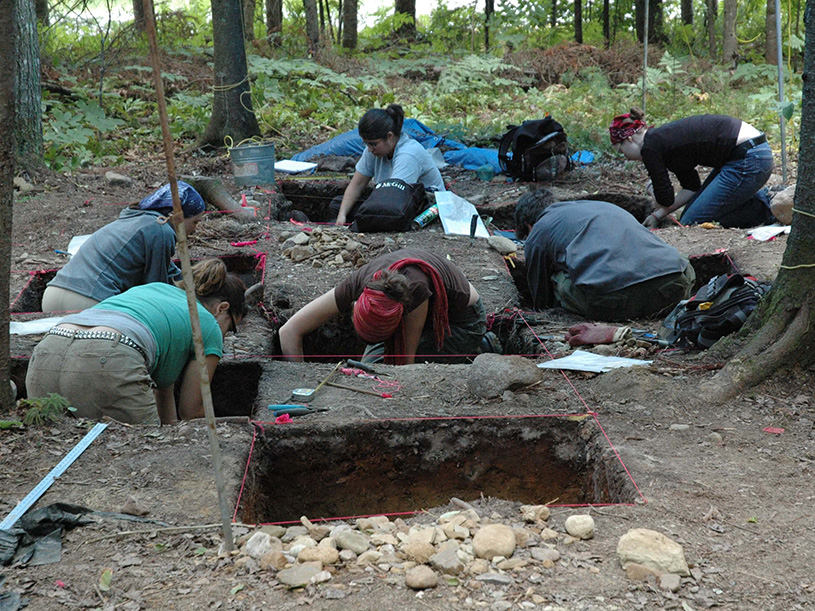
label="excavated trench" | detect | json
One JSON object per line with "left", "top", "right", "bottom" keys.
{"left": 238, "top": 416, "right": 637, "bottom": 524}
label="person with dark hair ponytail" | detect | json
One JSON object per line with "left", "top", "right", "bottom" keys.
{"left": 332, "top": 104, "right": 446, "bottom": 225}
{"left": 26, "top": 259, "right": 248, "bottom": 425}
{"left": 279, "top": 248, "right": 491, "bottom": 364}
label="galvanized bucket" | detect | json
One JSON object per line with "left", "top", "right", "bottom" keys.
{"left": 230, "top": 142, "right": 275, "bottom": 186}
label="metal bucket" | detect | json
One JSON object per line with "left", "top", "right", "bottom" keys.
{"left": 230, "top": 143, "right": 275, "bottom": 186}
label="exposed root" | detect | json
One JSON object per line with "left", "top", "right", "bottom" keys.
{"left": 703, "top": 301, "right": 811, "bottom": 403}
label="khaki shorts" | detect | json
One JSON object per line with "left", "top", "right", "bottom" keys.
{"left": 26, "top": 333, "right": 160, "bottom": 425}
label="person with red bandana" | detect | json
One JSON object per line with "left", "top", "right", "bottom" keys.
{"left": 278, "top": 249, "right": 491, "bottom": 364}
{"left": 609, "top": 108, "right": 774, "bottom": 229}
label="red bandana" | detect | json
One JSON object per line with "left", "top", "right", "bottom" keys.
{"left": 609, "top": 114, "right": 647, "bottom": 144}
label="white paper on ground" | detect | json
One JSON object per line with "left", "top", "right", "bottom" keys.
{"left": 537, "top": 349, "right": 653, "bottom": 373}
{"left": 435, "top": 191, "right": 489, "bottom": 238}
{"left": 747, "top": 224, "right": 790, "bottom": 241}
{"left": 274, "top": 160, "right": 318, "bottom": 173}
{"left": 67, "top": 235, "right": 91, "bottom": 256}
{"left": 10, "top": 317, "right": 64, "bottom": 336}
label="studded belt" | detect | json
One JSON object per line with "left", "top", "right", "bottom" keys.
{"left": 48, "top": 327, "right": 148, "bottom": 362}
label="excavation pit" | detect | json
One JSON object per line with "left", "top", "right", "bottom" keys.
{"left": 210, "top": 360, "right": 263, "bottom": 417}
{"left": 238, "top": 415, "right": 637, "bottom": 524}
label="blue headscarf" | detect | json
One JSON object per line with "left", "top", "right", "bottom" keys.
{"left": 138, "top": 181, "right": 206, "bottom": 218}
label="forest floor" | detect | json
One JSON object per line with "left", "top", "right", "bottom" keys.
{"left": 2, "top": 151, "right": 813, "bottom": 611}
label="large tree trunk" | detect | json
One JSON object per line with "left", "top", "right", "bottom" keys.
{"left": 265, "top": 0, "right": 283, "bottom": 43}
{"left": 551, "top": 0, "right": 557, "bottom": 27}
{"left": 766, "top": 0, "right": 778, "bottom": 64}
{"left": 243, "top": 0, "right": 255, "bottom": 41}
{"left": 485, "top": 0, "right": 494, "bottom": 51}
{"left": 1, "top": 0, "right": 15, "bottom": 409}
{"left": 133, "top": 0, "right": 146, "bottom": 31}
{"left": 603, "top": 0, "right": 610, "bottom": 47}
{"left": 704, "top": 0, "right": 815, "bottom": 403}
{"left": 34, "top": 0, "right": 48, "bottom": 24}
{"left": 200, "top": 0, "right": 260, "bottom": 147}
{"left": 681, "top": 0, "right": 693, "bottom": 24}
{"left": 394, "top": 0, "right": 417, "bottom": 39}
{"left": 574, "top": 0, "right": 583, "bottom": 42}
{"left": 341, "top": 0, "right": 357, "bottom": 49}
{"left": 722, "top": 0, "right": 737, "bottom": 65}
{"left": 14, "top": 0, "right": 43, "bottom": 171}
{"left": 303, "top": 0, "right": 320, "bottom": 54}
{"left": 706, "top": 0, "right": 718, "bottom": 58}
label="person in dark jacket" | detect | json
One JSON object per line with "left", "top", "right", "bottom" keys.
{"left": 515, "top": 189, "right": 695, "bottom": 321}
{"left": 609, "top": 108, "right": 773, "bottom": 228}
{"left": 42, "top": 181, "right": 206, "bottom": 313}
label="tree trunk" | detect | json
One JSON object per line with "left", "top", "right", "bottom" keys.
{"left": 0, "top": 0, "right": 15, "bottom": 410}
{"left": 574, "top": 0, "right": 583, "bottom": 43}
{"left": 603, "top": 0, "right": 610, "bottom": 47}
{"left": 303, "top": 0, "right": 320, "bottom": 54}
{"left": 200, "top": 0, "right": 261, "bottom": 148}
{"left": 265, "top": 0, "right": 283, "bottom": 43}
{"left": 34, "top": 0, "right": 48, "bottom": 24}
{"left": 722, "top": 0, "right": 737, "bottom": 65}
{"left": 551, "top": 0, "right": 557, "bottom": 27}
{"left": 341, "top": 0, "right": 357, "bottom": 49}
{"left": 681, "top": 0, "right": 693, "bottom": 24}
{"left": 704, "top": 0, "right": 815, "bottom": 403}
{"left": 706, "top": 0, "right": 718, "bottom": 58}
{"left": 318, "top": 0, "right": 325, "bottom": 36}
{"left": 635, "top": 0, "right": 644, "bottom": 42}
{"left": 394, "top": 0, "right": 417, "bottom": 40}
{"left": 133, "top": 0, "right": 146, "bottom": 31}
{"left": 650, "top": 0, "right": 665, "bottom": 43}
{"left": 485, "top": 0, "right": 494, "bottom": 51}
{"left": 14, "top": 0, "right": 43, "bottom": 170}
{"left": 243, "top": 0, "right": 255, "bottom": 41}
{"left": 766, "top": 0, "right": 778, "bottom": 64}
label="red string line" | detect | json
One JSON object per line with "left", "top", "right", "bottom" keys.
{"left": 232, "top": 421, "right": 263, "bottom": 523}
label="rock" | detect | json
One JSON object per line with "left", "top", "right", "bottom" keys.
{"left": 234, "top": 555, "right": 259, "bottom": 573}
{"left": 487, "top": 235, "right": 517, "bottom": 255}
{"left": 291, "top": 232, "right": 311, "bottom": 245}
{"left": 429, "top": 545, "right": 464, "bottom": 575}
{"left": 496, "top": 557, "right": 527, "bottom": 570}
{"left": 708, "top": 432, "right": 723, "bottom": 444}
{"left": 282, "top": 526, "right": 308, "bottom": 542}
{"left": 324, "top": 587, "right": 346, "bottom": 599}
{"left": 356, "top": 550, "right": 382, "bottom": 565}
{"left": 371, "top": 533, "right": 399, "bottom": 546}
{"left": 467, "top": 354, "right": 542, "bottom": 399}
{"left": 120, "top": 496, "right": 150, "bottom": 517}
{"left": 311, "top": 570, "right": 332, "bottom": 584}
{"left": 245, "top": 532, "right": 281, "bottom": 559}
{"left": 298, "top": 546, "right": 339, "bottom": 565}
{"left": 492, "top": 602, "right": 513, "bottom": 611}
{"left": 469, "top": 558, "right": 490, "bottom": 574}
{"left": 441, "top": 522, "right": 469, "bottom": 540}
{"left": 334, "top": 530, "right": 370, "bottom": 554}
{"left": 259, "top": 550, "right": 288, "bottom": 571}
{"left": 669, "top": 424, "right": 690, "bottom": 431}
{"left": 13, "top": 176, "right": 33, "bottom": 193}
{"left": 770, "top": 184, "right": 794, "bottom": 225}
{"left": 402, "top": 526, "right": 436, "bottom": 545}
{"left": 660, "top": 573, "right": 682, "bottom": 592}
{"left": 539, "top": 528, "right": 559, "bottom": 541}
{"left": 475, "top": 572, "right": 514, "bottom": 585}
{"left": 530, "top": 547, "right": 560, "bottom": 563}
{"left": 104, "top": 171, "right": 132, "bottom": 187}
{"left": 405, "top": 565, "right": 438, "bottom": 590}
{"left": 520, "top": 505, "right": 551, "bottom": 523}
{"left": 617, "top": 528, "right": 690, "bottom": 576}
{"left": 625, "top": 562, "right": 662, "bottom": 581}
{"left": 472, "top": 524, "right": 517, "bottom": 559}
{"left": 401, "top": 541, "right": 435, "bottom": 564}
{"left": 564, "top": 515, "right": 595, "bottom": 540}
{"left": 289, "top": 244, "right": 314, "bottom": 262}
{"left": 259, "top": 525, "right": 286, "bottom": 538}
{"left": 277, "top": 564, "right": 322, "bottom": 588}
{"left": 338, "top": 549, "right": 357, "bottom": 562}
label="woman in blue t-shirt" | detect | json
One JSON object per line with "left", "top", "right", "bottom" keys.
{"left": 27, "top": 259, "right": 247, "bottom": 426}
{"left": 332, "top": 104, "right": 445, "bottom": 225}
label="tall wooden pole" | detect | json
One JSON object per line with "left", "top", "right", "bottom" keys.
{"left": 141, "top": 0, "right": 235, "bottom": 552}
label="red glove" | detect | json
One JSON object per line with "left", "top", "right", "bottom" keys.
{"left": 565, "top": 323, "right": 629, "bottom": 347}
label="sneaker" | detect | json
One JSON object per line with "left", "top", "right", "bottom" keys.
{"left": 479, "top": 331, "right": 502, "bottom": 354}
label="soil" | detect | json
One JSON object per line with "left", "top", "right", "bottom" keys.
{"left": 2, "top": 154, "right": 813, "bottom": 611}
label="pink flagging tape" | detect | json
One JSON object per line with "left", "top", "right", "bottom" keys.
{"left": 232, "top": 411, "right": 646, "bottom": 526}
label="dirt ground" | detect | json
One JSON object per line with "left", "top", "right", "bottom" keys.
{"left": 2, "top": 155, "right": 813, "bottom": 611}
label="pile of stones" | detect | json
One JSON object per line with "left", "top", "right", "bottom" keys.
{"left": 278, "top": 227, "right": 372, "bottom": 269}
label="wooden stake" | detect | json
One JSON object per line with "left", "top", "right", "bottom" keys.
{"left": 142, "top": 0, "right": 234, "bottom": 552}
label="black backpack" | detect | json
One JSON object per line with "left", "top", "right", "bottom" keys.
{"left": 498, "top": 117, "right": 572, "bottom": 182}
{"left": 658, "top": 274, "right": 771, "bottom": 349}
{"left": 350, "top": 179, "right": 427, "bottom": 233}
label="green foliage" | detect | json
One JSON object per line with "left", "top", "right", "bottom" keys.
{"left": 43, "top": 98, "right": 125, "bottom": 171}
{"left": 19, "top": 394, "right": 75, "bottom": 426}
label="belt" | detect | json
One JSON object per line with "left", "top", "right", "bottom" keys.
{"left": 729, "top": 134, "right": 767, "bottom": 160}
{"left": 48, "top": 327, "right": 148, "bottom": 362}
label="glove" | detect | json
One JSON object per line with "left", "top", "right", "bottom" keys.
{"left": 643, "top": 214, "right": 660, "bottom": 229}
{"left": 565, "top": 324, "right": 632, "bottom": 347}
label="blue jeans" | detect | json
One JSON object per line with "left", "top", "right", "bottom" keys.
{"left": 679, "top": 143, "right": 773, "bottom": 228}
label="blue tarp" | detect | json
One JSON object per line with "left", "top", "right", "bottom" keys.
{"left": 292, "top": 119, "right": 502, "bottom": 173}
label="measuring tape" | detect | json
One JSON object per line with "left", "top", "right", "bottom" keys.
{"left": 0, "top": 422, "right": 108, "bottom": 531}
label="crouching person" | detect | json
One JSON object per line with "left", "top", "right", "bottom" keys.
{"left": 279, "top": 248, "right": 489, "bottom": 364}
{"left": 26, "top": 259, "right": 247, "bottom": 425}
{"left": 515, "top": 189, "right": 695, "bottom": 321}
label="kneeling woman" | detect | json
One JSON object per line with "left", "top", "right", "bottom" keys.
{"left": 27, "top": 259, "right": 247, "bottom": 425}
{"left": 279, "top": 249, "right": 486, "bottom": 364}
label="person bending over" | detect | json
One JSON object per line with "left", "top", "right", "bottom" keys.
{"left": 332, "top": 105, "right": 446, "bottom": 225}
{"left": 279, "top": 248, "right": 487, "bottom": 364}
{"left": 42, "top": 181, "right": 206, "bottom": 313}
{"left": 27, "top": 259, "right": 247, "bottom": 425}
{"left": 515, "top": 189, "right": 695, "bottom": 321}
{"left": 609, "top": 108, "right": 773, "bottom": 228}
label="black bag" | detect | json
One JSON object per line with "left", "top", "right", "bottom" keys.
{"left": 658, "top": 274, "right": 771, "bottom": 349}
{"left": 498, "top": 117, "right": 572, "bottom": 182}
{"left": 349, "top": 179, "right": 427, "bottom": 232}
